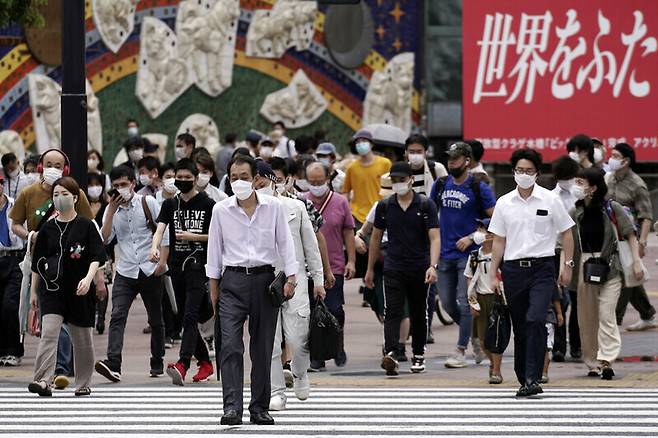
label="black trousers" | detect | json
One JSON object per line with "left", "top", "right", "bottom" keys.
{"left": 0, "top": 253, "right": 24, "bottom": 357}
{"left": 502, "top": 260, "right": 554, "bottom": 386}
{"left": 171, "top": 266, "right": 210, "bottom": 369}
{"left": 219, "top": 270, "right": 276, "bottom": 415}
{"left": 616, "top": 285, "right": 656, "bottom": 324}
{"left": 383, "top": 269, "right": 428, "bottom": 356}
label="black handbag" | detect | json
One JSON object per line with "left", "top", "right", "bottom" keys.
{"left": 583, "top": 257, "right": 609, "bottom": 284}
{"left": 309, "top": 298, "right": 341, "bottom": 361}
{"left": 268, "top": 271, "right": 288, "bottom": 307}
{"left": 484, "top": 293, "right": 512, "bottom": 354}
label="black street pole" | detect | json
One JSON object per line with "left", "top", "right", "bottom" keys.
{"left": 61, "top": 0, "right": 87, "bottom": 189}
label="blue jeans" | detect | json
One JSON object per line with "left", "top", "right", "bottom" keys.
{"left": 55, "top": 326, "right": 73, "bottom": 376}
{"left": 438, "top": 257, "right": 471, "bottom": 349}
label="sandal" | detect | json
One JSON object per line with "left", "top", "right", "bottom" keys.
{"left": 489, "top": 374, "right": 503, "bottom": 384}
{"left": 74, "top": 386, "right": 92, "bottom": 396}
{"left": 28, "top": 380, "right": 52, "bottom": 397}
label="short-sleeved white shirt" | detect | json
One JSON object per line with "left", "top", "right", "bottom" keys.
{"left": 488, "top": 184, "right": 575, "bottom": 261}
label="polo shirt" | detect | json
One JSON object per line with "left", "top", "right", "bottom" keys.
{"left": 373, "top": 193, "right": 439, "bottom": 272}
{"left": 488, "top": 184, "right": 575, "bottom": 261}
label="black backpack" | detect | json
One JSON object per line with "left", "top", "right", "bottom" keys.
{"left": 432, "top": 174, "right": 487, "bottom": 219}
{"left": 376, "top": 193, "right": 432, "bottom": 230}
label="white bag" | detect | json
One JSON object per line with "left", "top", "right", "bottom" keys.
{"left": 616, "top": 240, "right": 649, "bottom": 288}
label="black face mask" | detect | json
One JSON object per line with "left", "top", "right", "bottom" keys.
{"left": 175, "top": 179, "right": 194, "bottom": 194}
{"left": 448, "top": 165, "right": 467, "bottom": 178}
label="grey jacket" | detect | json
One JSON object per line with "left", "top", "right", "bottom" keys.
{"left": 568, "top": 200, "right": 634, "bottom": 291}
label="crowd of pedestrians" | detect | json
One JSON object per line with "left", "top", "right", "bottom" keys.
{"left": 1, "top": 122, "right": 657, "bottom": 422}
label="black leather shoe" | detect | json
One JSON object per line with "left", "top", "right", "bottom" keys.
{"left": 516, "top": 383, "right": 543, "bottom": 397}
{"left": 250, "top": 411, "right": 274, "bottom": 425}
{"left": 220, "top": 410, "right": 242, "bottom": 425}
{"left": 552, "top": 351, "right": 565, "bottom": 362}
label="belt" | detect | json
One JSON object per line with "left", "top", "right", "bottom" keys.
{"left": 0, "top": 249, "right": 25, "bottom": 257}
{"left": 505, "top": 256, "right": 554, "bottom": 268}
{"left": 225, "top": 265, "right": 274, "bottom": 275}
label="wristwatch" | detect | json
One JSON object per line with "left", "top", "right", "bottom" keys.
{"left": 564, "top": 260, "right": 575, "bottom": 268}
{"left": 286, "top": 280, "right": 298, "bottom": 287}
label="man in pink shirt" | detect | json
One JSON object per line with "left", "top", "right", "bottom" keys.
{"left": 305, "top": 162, "right": 356, "bottom": 371}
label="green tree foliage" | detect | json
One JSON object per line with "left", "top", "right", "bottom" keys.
{"left": 0, "top": 0, "right": 47, "bottom": 28}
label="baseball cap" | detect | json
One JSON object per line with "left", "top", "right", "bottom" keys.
{"left": 389, "top": 161, "right": 413, "bottom": 178}
{"left": 476, "top": 217, "right": 491, "bottom": 229}
{"left": 446, "top": 142, "right": 473, "bottom": 159}
{"left": 256, "top": 160, "right": 277, "bottom": 183}
{"left": 352, "top": 129, "right": 373, "bottom": 142}
{"left": 316, "top": 142, "right": 337, "bottom": 156}
{"left": 246, "top": 130, "right": 263, "bottom": 144}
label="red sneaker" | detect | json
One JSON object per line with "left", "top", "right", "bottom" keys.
{"left": 192, "top": 361, "right": 214, "bottom": 382}
{"left": 166, "top": 362, "right": 187, "bottom": 386}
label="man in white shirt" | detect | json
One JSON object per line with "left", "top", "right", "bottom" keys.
{"left": 466, "top": 140, "right": 491, "bottom": 184}
{"left": 272, "top": 121, "right": 296, "bottom": 159}
{"left": 2, "top": 153, "right": 29, "bottom": 200}
{"left": 489, "top": 149, "right": 575, "bottom": 397}
{"left": 206, "top": 154, "right": 298, "bottom": 426}
{"left": 251, "top": 161, "right": 325, "bottom": 411}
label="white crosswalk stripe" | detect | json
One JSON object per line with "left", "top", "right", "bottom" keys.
{"left": 1, "top": 386, "right": 657, "bottom": 437}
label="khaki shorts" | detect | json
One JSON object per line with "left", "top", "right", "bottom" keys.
{"left": 472, "top": 292, "right": 496, "bottom": 342}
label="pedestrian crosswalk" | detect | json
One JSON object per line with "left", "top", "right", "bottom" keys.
{"left": 0, "top": 386, "right": 657, "bottom": 437}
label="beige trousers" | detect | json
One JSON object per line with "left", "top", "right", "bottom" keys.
{"left": 577, "top": 253, "right": 622, "bottom": 370}
{"left": 33, "top": 314, "right": 95, "bottom": 389}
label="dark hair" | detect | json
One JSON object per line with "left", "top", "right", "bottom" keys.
{"left": 175, "top": 158, "right": 199, "bottom": 177}
{"left": 232, "top": 147, "right": 251, "bottom": 158}
{"left": 127, "top": 118, "right": 139, "bottom": 127}
{"left": 591, "top": 138, "right": 603, "bottom": 146}
{"left": 614, "top": 143, "right": 636, "bottom": 167}
{"left": 294, "top": 135, "right": 316, "bottom": 155}
{"left": 87, "top": 172, "right": 105, "bottom": 196}
{"left": 313, "top": 128, "right": 328, "bottom": 144}
{"left": 24, "top": 155, "right": 39, "bottom": 169}
{"left": 87, "top": 149, "right": 105, "bottom": 172}
{"left": 224, "top": 133, "right": 238, "bottom": 144}
{"left": 510, "top": 148, "right": 542, "bottom": 172}
{"left": 177, "top": 133, "right": 196, "bottom": 149}
{"left": 1, "top": 152, "right": 17, "bottom": 167}
{"left": 270, "top": 157, "right": 289, "bottom": 177}
{"left": 159, "top": 161, "right": 176, "bottom": 177}
{"left": 274, "top": 121, "right": 286, "bottom": 130}
{"left": 567, "top": 134, "right": 594, "bottom": 163}
{"left": 465, "top": 140, "right": 484, "bottom": 162}
{"left": 122, "top": 136, "right": 145, "bottom": 152}
{"left": 285, "top": 158, "right": 298, "bottom": 178}
{"left": 295, "top": 154, "right": 316, "bottom": 178}
{"left": 552, "top": 155, "right": 580, "bottom": 181}
{"left": 228, "top": 154, "right": 257, "bottom": 178}
{"left": 138, "top": 156, "right": 160, "bottom": 173}
{"left": 405, "top": 134, "right": 429, "bottom": 151}
{"left": 109, "top": 165, "right": 136, "bottom": 182}
{"left": 51, "top": 176, "right": 80, "bottom": 200}
{"left": 576, "top": 167, "right": 607, "bottom": 207}
{"left": 195, "top": 153, "right": 215, "bottom": 173}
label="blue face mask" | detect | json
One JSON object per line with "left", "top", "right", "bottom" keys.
{"left": 355, "top": 141, "right": 371, "bottom": 156}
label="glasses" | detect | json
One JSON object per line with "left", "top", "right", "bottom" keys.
{"left": 514, "top": 168, "right": 537, "bottom": 176}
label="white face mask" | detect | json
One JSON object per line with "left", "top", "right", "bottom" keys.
{"left": 257, "top": 185, "right": 274, "bottom": 197}
{"left": 308, "top": 184, "right": 329, "bottom": 197}
{"left": 568, "top": 151, "right": 580, "bottom": 162}
{"left": 593, "top": 148, "right": 604, "bottom": 163}
{"left": 231, "top": 179, "right": 254, "bottom": 200}
{"left": 570, "top": 185, "right": 587, "bottom": 200}
{"left": 88, "top": 186, "right": 103, "bottom": 200}
{"left": 42, "top": 167, "right": 63, "bottom": 186}
{"left": 514, "top": 173, "right": 536, "bottom": 189}
{"left": 557, "top": 179, "right": 574, "bottom": 191}
{"left": 607, "top": 158, "right": 624, "bottom": 172}
{"left": 295, "top": 179, "right": 310, "bottom": 192}
{"left": 53, "top": 194, "right": 75, "bottom": 213}
{"left": 197, "top": 173, "right": 211, "bottom": 188}
{"left": 87, "top": 158, "right": 99, "bottom": 171}
{"left": 139, "top": 174, "right": 151, "bottom": 187}
{"left": 25, "top": 173, "right": 39, "bottom": 184}
{"left": 318, "top": 157, "right": 331, "bottom": 167}
{"left": 473, "top": 231, "right": 487, "bottom": 245}
{"left": 127, "top": 126, "right": 139, "bottom": 138}
{"left": 117, "top": 187, "right": 133, "bottom": 203}
{"left": 392, "top": 182, "right": 411, "bottom": 196}
{"left": 355, "top": 141, "right": 371, "bottom": 156}
{"left": 8, "top": 168, "right": 20, "bottom": 178}
{"left": 408, "top": 153, "right": 425, "bottom": 168}
{"left": 275, "top": 183, "right": 287, "bottom": 194}
{"left": 163, "top": 177, "right": 178, "bottom": 194}
{"left": 259, "top": 146, "right": 273, "bottom": 159}
{"left": 128, "top": 149, "right": 143, "bottom": 162}
{"left": 175, "top": 146, "right": 187, "bottom": 160}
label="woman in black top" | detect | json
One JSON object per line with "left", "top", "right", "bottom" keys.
{"left": 28, "top": 177, "right": 106, "bottom": 396}
{"left": 87, "top": 172, "right": 112, "bottom": 334}
{"left": 568, "top": 168, "right": 642, "bottom": 380}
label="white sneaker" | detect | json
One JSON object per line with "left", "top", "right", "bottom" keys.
{"left": 627, "top": 317, "right": 658, "bottom": 331}
{"left": 293, "top": 374, "right": 310, "bottom": 401}
{"left": 444, "top": 349, "right": 468, "bottom": 368}
{"left": 472, "top": 338, "right": 486, "bottom": 365}
{"left": 3, "top": 356, "right": 21, "bottom": 367}
{"left": 269, "top": 393, "right": 287, "bottom": 411}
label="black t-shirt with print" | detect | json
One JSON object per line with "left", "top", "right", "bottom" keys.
{"left": 31, "top": 216, "right": 106, "bottom": 327}
{"left": 157, "top": 191, "right": 215, "bottom": 270}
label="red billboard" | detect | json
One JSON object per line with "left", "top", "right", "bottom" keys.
{"left": 462, "top": 0, "right": 658, "bottom": 161}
